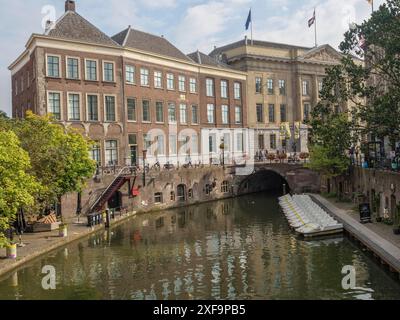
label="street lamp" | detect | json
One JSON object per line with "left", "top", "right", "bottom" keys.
{"left": 142, "top": 149, "right": 147, "bottom": 187}
{"left": 220, "top": 137, "right": 225, "bottom": 169}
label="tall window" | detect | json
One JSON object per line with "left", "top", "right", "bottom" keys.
{"left": 268, "top": 104, "right": 275, "bottom": 123}
{"left": 169, "top": 134, "right": 177, "bottom": 154}
{"left": 302, "top": 80, "right": 309, "bottom": 96}
{"left": 156, "top": 101, "right": 164, "bottom": 123}
{"left": 222, "top": 105, "right": 229, "bottom": 124}
{"left": 127, "top": 98, "right": 136, "bottom": 121}
{"left": 304, "top": 103, "right": 311, "bottom": 121}
{"left": 156, "top": 135, "right": 165, "bottom": 155}
{"left": 255, "top": 77, "right": 262, "bottom": 93}
{"left": 179, "top": 104, "right": 187, "bottom": 124}
{"left": 154, "top": 71, "right": 162, "bottom": 88}
{"left": 207, "top": 104, "right": 215, "bottom": 123}
{"left": 191, "top": 134, "right": 198, "bottom": 154}
{"left": 168, "top": 103, "right": 176, "bottom": 123}
{"left": 67, "top": 57, "right": 79, "bottom": 79}
{"left": 142, "top": 100, "right": 150, "bottom": 122}
{"left": 86, "top": 60, "right": 97, "bottom": 81}
{"left": 140, "top": 68, "right": 149, "bottom": 86}
{"left": 192, "top": 105, "right": 199, "bottom": 124}
{"left": 90, "top": 142, "right": 101, "bottom": 165}
{"left": 105, "top": 140, "right": 118, "bottom": 165}
{"left": 167, "top": 73, "right": 174, "bottom": 90}
{"left": 256, "top": 104, "right": 263, "bottom": 123}
{"left": 189, "top": 78, "right": 197, "bottom": 93}
{"left": 105, "top": 96, "right": 116, "bottom": 121}
{"left": 223, "top": 133, "right": 230, "bottom": 152}
{"left": 279, "top": 80, "right": 286, "bottom": 95}
{"left": 47, "top": 55, "right": 60, "bottom": 77}
{"left": 221, "top": 80, "right": 228, "bottom": 98}
{"left": 235, "top": 106, "right": 242, "bottom": 124}
{"left": 126, "top": 65, "right": 135, "bottom": 84}
{"left": 280, "top": 104, "right": 287, "bottom": 122}
{"left": 87, "top": 95, "right": 98, "bottom": 121}
{"left": 267, "top": 79, "right": 274, "bottom": 95}
{"left": 103, "top": 62, "right": 114, "bottom": 82}
{"left": 178, "top": 76, "right": 186, "bottom": 92}
{"left": 236, "top": 133, "right": 244, "bottom": 152}
{"left": 234, "top": 82, "right": 241, "bottom": 99}
{"left": 206, "top": 78, "right": 214, "bottom": 97}
{"left": 68, "top": 93, "right": 80, "bottom": 121}
{"left": 270, "top": 134, "right": 277, "bottom": 149}
{"left": 209, "top": 134, "right": 216, "bottom": 153}
{"left": 48, "top": 92, "right": 61, "bottom": 120}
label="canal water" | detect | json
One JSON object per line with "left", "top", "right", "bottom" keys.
{"left": 0, "top": 192, "right": 399, "bottom": 300}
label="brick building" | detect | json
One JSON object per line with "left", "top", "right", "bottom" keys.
{"left": 9, "top": 0, "right": 248, "bottom": 168}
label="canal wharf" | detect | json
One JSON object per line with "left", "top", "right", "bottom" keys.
{"left": 310, "top": 194, "right": 400, "bottom": 277}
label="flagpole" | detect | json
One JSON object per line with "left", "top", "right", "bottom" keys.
{"left": 314, "top": 7, "right": 317, "bottom": 47}
{"left": 251, "top": 7, "right": 253, "bottom": 45}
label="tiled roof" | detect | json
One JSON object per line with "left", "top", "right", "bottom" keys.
{"left": 112, "top": 27, "right": 191, "bottom": 62}
{"left": 46, "top": 11, "right": 118, "bottom": 46}
{"left": 187, "top": 50, "right": 232, "bottom": 69}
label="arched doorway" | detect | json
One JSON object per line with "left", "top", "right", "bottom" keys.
{"left": 237, "top": 169, "right": 290, "bottom": 195}
{"left": 177, "top": 184, "right": 187, "bottom": 202}
{"left": 108, "top": 191, "right": 122, "bottom": 210}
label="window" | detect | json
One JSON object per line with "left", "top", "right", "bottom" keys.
{"left": 304, "top": 103, "right": 311, "bottom": 121}
{"left": 85, "top": 60, "right": 97, "bottom": 81}
{"left": 223, "top": 133, "right": 230, "bottom": 151}
{"left": 126, "top": 65, "right": 135, "bottom": 84}
{"left": 154, "top": 71, "right": 162, "bottom": 88}
{"left": 47, "top": 55, "right": 60, "bottom": 77}
{"left": 279, "top": 80, "right": 286, "bottom": 95}
{"left": 255, "top": 77, "right": 262, "bottom": 93}
{"left": 127, "top": 98, "right": 136, "bottom": 121}
{"left": 142, "top": 100, "right": 150, "bottom": 122}
{"left": 221, "top": 181, "right": 229, "bottom": 193}
{"left": 234, "top": 82, "right": 241, "bottom": 99}
{"left": 156, "top": 101, "right": 164, "bottom": 123}
{"left": 170, "top": 191, "right": 176, "bottom": 201}
{"left": 140, "top": 68, "right": 149, "bottom": 86}
{"left": 156, "top": 135, "right": 165, "bottom": 155}
{"left": 105, "top": 140, "right": 118, "bottom": 165}
{"left": 154, "top": 192, "right": 163, "bottom": 204}
{"left": 48, "top": 92, "right": 61, "bottom": 120}
{"left": 207, "top": 104, "right": 215, "bottom": 123}
{"left": 236, "top": 133, "right": 244, "bottom": 152}
{"left": 168, "top": 103, "right": 176, "bottom": 123}
{"left": 209, "top": 134, "right": 216, "bottom": 153}
{"left": 256, "top": 104, "right": 263, "bottom": 123}
{"left": 178, "top": 75, "right": 186, "bottom": 92}
{"left": 90, "top": 142, "right": 101, "bottom": 165}
{"left": 191, "top": 134, "right": 198, "bottom": 154}
{"left": 206, "top": 78, "right": 214, "bottom": 97}
{"left": 87, "top": 95, "right": 98, "bottom": 121}
{"left": 167, "top": 73, "right": 174, "bottom": 90}
{"left": 205, "top": 184, "right": 213, "bottom": 195}
{"left": 280, "top": 104, "right": 287, "bottom": 122}
{"left": 270, "top": 134, "right": 277, "bottom": 149}
{"left": 189, "top": 78, "right": 197, "bottom": 93}
{"left": 103, "top": 62, "right": 114, "bottom": 82}
{"left": 221, "top": 80, "right": 228, "bottom": 98}
{"left": 169, "top": 134, "right": 177, "bottom": 154}
{"left": 67, "top": 57, "right": 79, "bottom": 79}
{"left": 302, "top": 80, "right": 309, "bottom": 96}
{"left": 268, "top": 104, "right": 275, "bottom": 123}
{"left": 222, "top": 105, "right": 229, "bottom": 124}
{"left": 235, "top": 106, "right": 242, "bottom": 124}
{"left": 105, "top": 96, "right": 116, "bottom": 121}
{"left": 191, "top": 105, "right": 199, "bottom": 124}
{"left": 258, "top": 134, "right": 265, "bottom": 150}
{"left": 179, "top": 104, "right": 187, "bottom": 124}
{"left": 267, "top": 79, "right": 274, "bottom": 95}
{"left": 128, "top": 133, "right": 137, "bottom": 146}
{"left": 143, "top": 134, "right": 152, "bottom": 153}
{"left": 68, "top": 93, "right": 80, "bottom": 121}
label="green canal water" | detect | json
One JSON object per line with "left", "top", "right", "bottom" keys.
{"left": 0, "top": 192, "right": 399, "bottom": 300}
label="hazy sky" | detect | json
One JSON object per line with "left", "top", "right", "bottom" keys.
{"left": 0, "top": 0, "right": 384, "bottom": 116}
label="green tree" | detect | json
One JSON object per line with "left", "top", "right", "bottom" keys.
{"left": 14, "top": 112, "right": 96, "bottom": 214}
{"left": 0, "top": 131, "right": 39, "bottom": 247}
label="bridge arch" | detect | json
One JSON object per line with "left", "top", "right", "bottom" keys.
{"left": 237, "top": 168, "right": 291, "bottom": 195}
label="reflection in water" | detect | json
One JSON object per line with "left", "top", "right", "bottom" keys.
{"left": 0, "top": 193, "right": 400, "bottom": 300}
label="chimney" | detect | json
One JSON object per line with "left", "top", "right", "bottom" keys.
{"left": 45, "top": 20, "right": 54, "bottom": 33}
{"left": 65, "top": 0, "right": 76, "bottom": 12}
{"left": 245, "top": 35, "right": 248, "bottom": 46}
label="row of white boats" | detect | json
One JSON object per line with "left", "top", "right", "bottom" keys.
{"left": 278, "top": 194, "right": 344, "bottom": 238}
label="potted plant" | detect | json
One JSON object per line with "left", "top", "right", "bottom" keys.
{"left": 278, "top": 153, "right": 287, "bottom": 163}
{"left": 59, "top": 220, "right": 68, "bottom": 238}
{"left": 299, "top": 152, "right": 310, "bottom": 163}
{"left": 6, "top": 242, "right": 17, "bottom": 259}
{"left": 267, "top": 153, "right": 276, "bottom": 163}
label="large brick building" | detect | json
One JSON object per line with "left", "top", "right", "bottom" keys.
{"left": 9, "top": 0, "right": 248, "bottom": 168}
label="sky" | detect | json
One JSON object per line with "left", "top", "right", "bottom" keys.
{"left": 0, "top": 0, "right": 386, "bottom": 116}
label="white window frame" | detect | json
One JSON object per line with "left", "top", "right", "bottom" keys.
{"left": 234, "top": 82, "right": 241, "bottom": 100}
{"left": 45, "top": 54, "right": 62, "bottom": 78}
{"left": 207, "top": 104, "right": 215, "bottom": 124}
{"left": 178, "top": 75, "right": 186, "bottom": 92}
{"left": 65, "top": 56, "right": 81, "bottom": 80}
{"left": 154, "top": 71, "right": 163, "bottom": 88}
{"left": 206, "top": 78, "right": 214, "bottom": 97}
{"left": 104, "top": 140, "right": 119, "bottom": 166}
{"left": 125, "top": 65, "right": 136, "bottom": 84}
{"left": 46, "top": 91, "right": 63, "bottom": 120}
{"left": 235, "top": 106, "right": 242, "bottom": 124}
{"left": 167, "top": 73, "right": 175, "bottom": 90}
{"left": 221, "top": 80, "right": 228, "bottom": 98}
{"left": 140, "top": 68, "right": 150, "bottom": 87}
{"left": 126, "top": 97, "right": 137, "bottom": 122}
{"left": 84, "top": 58, "right": 99, "bottom": 81}
{"left": 155, "top": 101, "right": 164, "bottom": 123}
{"left": 221, "top": 105, "right": 229, "bottom": 124}
{"left": 142, "top": 99, "right": 151, "bottom": 123}
{"left": 86, "top": 93, "right": 100, "bottom": 122}
{"left": 67, "top": 92, "right": 82, "bottom": 121}
{"left": 104, "top": 94, "right": 117, "bottom": 122}
{"left": 191, "top": 105, "right": 199, "bottom": 125}
{"left": 189, "top": 77, "right": 197, "bottom": 93}
{"left": 179, "top": 103, "right": 187, "bottom": 124}
{"left": 102, "top": 60, "right": 116, "bottom": 82}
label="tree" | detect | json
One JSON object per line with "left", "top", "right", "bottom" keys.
{"left": 0, "top": 131, "right": 39, "bottom": 247}
{"left": 13, "top": 112, "right": 96, "bottom": 214}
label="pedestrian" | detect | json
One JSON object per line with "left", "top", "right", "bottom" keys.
{"left": 383, "top": 207, "right": 389, "bottom": 220}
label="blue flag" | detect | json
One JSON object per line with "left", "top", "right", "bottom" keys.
{"left": 245, "top": 9, "right": 252, "bottom": 30}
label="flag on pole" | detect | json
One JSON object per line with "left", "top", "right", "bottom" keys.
{"left": 245, "top": 9, "right": 252, "bottom": 30}
{"left": 308, "top": 9, "right": 315, "bottom": 28}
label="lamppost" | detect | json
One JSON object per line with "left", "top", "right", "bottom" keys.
{"left": 220, "top": 137, "right": 225, "bottom": 169}
{"left": 142, "top": 149, "right": 147, "bottom": 187}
